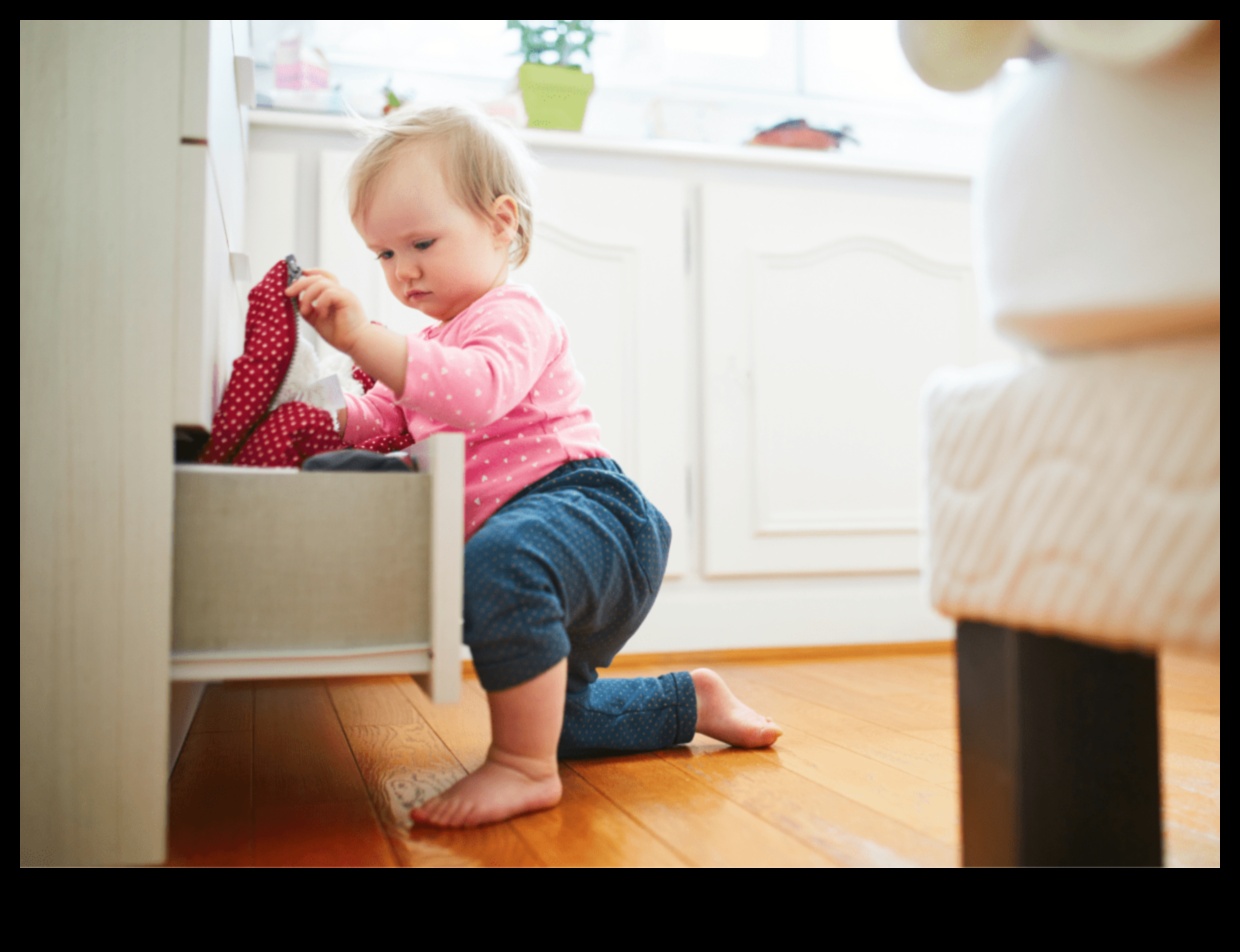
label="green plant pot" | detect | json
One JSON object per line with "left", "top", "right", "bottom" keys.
{"left": 518, "top": 62, "right": 595, "bottom": 131}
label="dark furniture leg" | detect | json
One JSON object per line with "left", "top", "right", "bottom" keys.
{"left": 956, "top": 620, "right": 1162, "bottom": 866}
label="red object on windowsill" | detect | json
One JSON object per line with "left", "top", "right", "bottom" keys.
{"left": 748, "top": 119, "right": 857, "bottom": 151}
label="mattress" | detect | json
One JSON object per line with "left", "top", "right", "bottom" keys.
{"left": 922, "top": 334, "right": 1219, "bottom": 655}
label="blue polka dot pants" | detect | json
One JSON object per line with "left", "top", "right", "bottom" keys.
{"left": 464, "top": 458, "right": 696, "bottom": 758}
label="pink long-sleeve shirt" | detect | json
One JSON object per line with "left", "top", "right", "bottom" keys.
{"left": 343, "top": 284, "right": 608, "bottom": 539}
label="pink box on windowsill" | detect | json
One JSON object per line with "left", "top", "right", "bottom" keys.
{"left": 274, "top": 36, "right": 330, "bottom": 91}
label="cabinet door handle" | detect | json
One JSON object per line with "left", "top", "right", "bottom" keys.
{"left": 234, "top": 55, "right": 256, "bottom": 108}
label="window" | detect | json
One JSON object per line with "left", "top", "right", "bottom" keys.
{"left": 250, "top": 20, "right": 1004, "bottom": 170}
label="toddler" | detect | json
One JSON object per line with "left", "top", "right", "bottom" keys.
{"left": 287, "top": 103, "right": 780, "bottom": 828}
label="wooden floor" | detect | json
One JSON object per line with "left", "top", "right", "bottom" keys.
{"left": 163, "top": 646, "right": 1220, "bottom": 867}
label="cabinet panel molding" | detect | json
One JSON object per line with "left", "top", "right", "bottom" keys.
{"left": 701, "top": 178, "right": 993, "bottom": 577}
{"left": 751, "top": 236, "right": 975, "bottom": 536}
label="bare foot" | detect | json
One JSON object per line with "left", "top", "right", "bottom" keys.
{"left": 691, "top": 668, "right": 782, "bottom": 748}
{"left": 410, "top": 749, "right": 563, "bottom": 828}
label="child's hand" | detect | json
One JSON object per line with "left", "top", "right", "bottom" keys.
{"left": 286, "top": 269, "right": 368, "bottom": 356}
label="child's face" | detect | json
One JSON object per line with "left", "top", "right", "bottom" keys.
{"left": 356, "top": 145, "right": 515, "bottom": 323}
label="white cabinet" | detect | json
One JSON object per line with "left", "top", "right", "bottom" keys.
{"left": 246, "top": 119, "right": 1016, "bottom": 654}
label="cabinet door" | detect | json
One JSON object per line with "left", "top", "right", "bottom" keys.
{"left": 514, "top": 168, "right": 689, "bottom": 577}
{"left": 700, "top": 176, "right": 1003, "bottom": 577}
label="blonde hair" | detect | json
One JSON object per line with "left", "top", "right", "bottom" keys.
{"left": 348, "top": 103, "right": 535, "bottom": 267}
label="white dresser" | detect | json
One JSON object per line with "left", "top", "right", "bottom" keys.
{"left": 22, "top": 22, "right": 465, "bottom": 866}
{"left": 20, "top": 20, "right": 252, "bottom": 867}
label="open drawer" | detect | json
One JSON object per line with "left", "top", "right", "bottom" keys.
{"left": 171, "top": 433, "right": 463, "bottom": 702}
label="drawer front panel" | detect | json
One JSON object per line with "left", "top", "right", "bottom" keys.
{"left": 181, "top": 20, "right": 248, "bottom": 254}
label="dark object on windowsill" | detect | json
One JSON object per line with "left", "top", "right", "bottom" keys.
{"left": 748, "top": 119, "right": 857, "bottom": 151}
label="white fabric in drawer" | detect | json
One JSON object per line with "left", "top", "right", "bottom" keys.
{"left": 922, "top": 335, "right": 1219, "bottom": 655}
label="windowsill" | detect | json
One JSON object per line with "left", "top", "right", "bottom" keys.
{"left": 248, "top": 107, "right": 977, "bottom": 181}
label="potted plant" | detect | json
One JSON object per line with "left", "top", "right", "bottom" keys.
{"left": 508, "top": 20, "right": 596, "bottom": 131}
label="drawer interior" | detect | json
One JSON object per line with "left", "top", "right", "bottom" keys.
{"left": 173, "top": 465, "right": 432, "bottom": 655}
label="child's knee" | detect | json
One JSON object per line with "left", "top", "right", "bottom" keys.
{"left": 472, "top": 646, "right": 570, "bottom": 695}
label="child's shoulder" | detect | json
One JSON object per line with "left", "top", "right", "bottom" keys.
{"left": 475, "top": 283, "right": 545, "bottom": 313}
{"left": 461, "top": 284, "right": 560, "bottom": 328}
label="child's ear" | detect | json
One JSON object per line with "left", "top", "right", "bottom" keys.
{"left": 489, "top": 195, "right": 519, "bottom": 246}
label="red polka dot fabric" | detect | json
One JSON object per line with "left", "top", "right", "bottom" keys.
{"left": 232, "top": 400, "right": 342, "bottom": 467}
{"left": 199, "top": 257, "right": 412, "bottom": 468}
